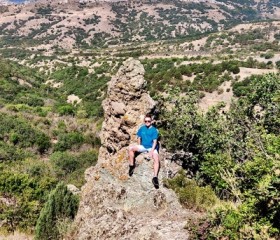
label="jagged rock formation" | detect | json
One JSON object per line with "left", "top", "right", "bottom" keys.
{"left": 70, "top": 59, "right": 196, "bottom": 240}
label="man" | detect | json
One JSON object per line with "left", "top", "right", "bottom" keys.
{"left": 128, "top": 114, "right": 160, "bottom": 189}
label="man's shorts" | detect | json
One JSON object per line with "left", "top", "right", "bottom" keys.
{"left": 133, "top": 145, "right": 159, "bottom": 155}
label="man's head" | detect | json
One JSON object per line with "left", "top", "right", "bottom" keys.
{"left": 144, "top": 114, "right": 152, "bottom": 127}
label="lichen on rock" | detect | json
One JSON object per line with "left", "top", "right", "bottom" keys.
{"left": 70, "top": 58, "right": 195, "bottom": 240}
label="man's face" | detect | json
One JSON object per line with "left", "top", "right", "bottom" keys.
{"left": 144, "top": 117, "right": 152, "bottom": 127}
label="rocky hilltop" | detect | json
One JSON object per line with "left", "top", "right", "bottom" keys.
{"left": 70, "top": 58, "right": 196, "bottom": 240}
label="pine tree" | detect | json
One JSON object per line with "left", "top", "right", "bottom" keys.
{"left": 35, "top": 182, "right": 79, "bottom": 240}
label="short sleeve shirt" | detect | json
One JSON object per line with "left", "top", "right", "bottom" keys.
{"left": 137, "top": 125, "right": 159, "bottom": 149}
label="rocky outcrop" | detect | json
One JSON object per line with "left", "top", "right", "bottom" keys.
{"left": 70, "top": 59, "right": 195, "bottom": 240}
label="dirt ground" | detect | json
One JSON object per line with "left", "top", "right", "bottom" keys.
{"left": 0, "top": 232, "right": 33, "bottom": 240}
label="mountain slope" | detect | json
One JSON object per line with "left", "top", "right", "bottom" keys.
{"left": 0, "top": 0, "right": 280, "bottom": 49}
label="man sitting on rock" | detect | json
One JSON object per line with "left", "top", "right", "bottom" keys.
{"left": 128, "top": 114, "right": 160, "bottom": 189}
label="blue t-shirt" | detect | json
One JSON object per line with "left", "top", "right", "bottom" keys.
{"left": 137, "top": 125, "right": 159, "bottom": 149}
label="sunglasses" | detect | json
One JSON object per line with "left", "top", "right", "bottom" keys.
{"left": 145, "top": 120, "right": 151, "bottom": 123}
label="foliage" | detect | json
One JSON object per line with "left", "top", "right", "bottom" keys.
{"left": 50, "top": 150, "right": 98, "bottom": 187}
{"left": 35, "top": 182, "right": 79, "bottom": 240}
{"left": 0, "top": 113, "right": 51, "bottom": 153}
{"left": 0, "top": 142, "right": 28, "bottom": 162}
{"left": 159, "top": 73, "right": 280, "bottom": 238}
{"left": 50, "top": 63, "right": 110, "bottom": 117}
{"left": 0, "top": 171, "right": 57, "bottom": 232}
{"left": 54, "top": 132, "right": 84, "bottom": 151}
{"left": 276, "top": 60, "right": 280, "bottom": 70}
{"left": 56, "top": 104, "right": 76, "bottom": 116}
{"left": 260, "top": 51, "right": 274, "bottom": 59}
{"left": 158, "top": 88, "right": 199, "bottom": 149}
{"left": 142, "top": 58, "right": 255, "bottom": 95}
{"left": 0, "top": 57, "right": 101, "bottom": 235}
{"left": 165, "top": 171, "right": 218, "bottom": 211}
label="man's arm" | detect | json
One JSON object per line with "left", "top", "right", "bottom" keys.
{"left": 137, "top": 137, "right": 141, "bottom": 145}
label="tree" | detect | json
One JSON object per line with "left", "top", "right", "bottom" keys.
{"left": 159, "top": 74, "right": 280, "bottom": 239}
{"left": 35, "top": 182, "right": 79, "bottom": 240}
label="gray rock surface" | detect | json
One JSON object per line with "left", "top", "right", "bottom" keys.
{"left": 70, "top": 59, "right": 196, "bottom": 240}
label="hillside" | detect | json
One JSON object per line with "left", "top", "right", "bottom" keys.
{"left": 0, "top": 0, "right": 279, "bottom": 239}
{"left": 0, "top": 0, "right": 280, "bottom": 50}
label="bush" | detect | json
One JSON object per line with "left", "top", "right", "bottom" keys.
{"left": 50, "top": 150, "right": 98, "bottom": 186}
{"left": 0, "top": 142, "right": 28, "bottom": 162}
{"left": 0, "top": 172, "right": 57, "bottom": 232}
{"left": 157, "top": 87, "right": 202, "bottom": 153}
{"left": 260, "top": 51, "right": 274, "bottom": 59}
{"left": 276, "top": 60, "right": 280, "bottom": 69}
{"left": 54, "top": 132, "right": 84, "bottom": 152}
{"left": 50, "top": 152, "right": 80, "bottom": 177}
{"left": 35, "top": 182, "right": 79, "bottom": 240}
{"left": 16, "top": 95, "right": 44, "bottom": 107}
{"left": 165, "top": 172, "right": 218, "bottom": 211}
{"left": 57, "top": 105, "right": 76, "bottom": 116}
{"left": 0, "top": 113, "right": 51, "bottom": 153}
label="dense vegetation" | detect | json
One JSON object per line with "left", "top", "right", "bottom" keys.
{"left": 0, "top": 58, "right": 100, "bottom": 235}
{"left": 158, "top": 73, "right": 280, "bottom": 239}
{"left": 142, "top": 57, "right": 272, "bottom": 95}
{"left": 0, "top": 48, "right": 279, "bottom": 237}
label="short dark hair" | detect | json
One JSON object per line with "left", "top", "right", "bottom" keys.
{"left": 145, "top": 113, "right": 152, "bottom": 119}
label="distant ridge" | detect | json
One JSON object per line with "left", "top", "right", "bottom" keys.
{"left": 0, "top": 0, "right": 31, "bottom": 5}
{"left": 0, "top": 0, "right": 279, "bottom": 49}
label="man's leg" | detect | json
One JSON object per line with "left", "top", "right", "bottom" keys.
{"left": 128, "top": 145, "right": 139, "bottom": 166}
{"left": 151, "top": 151, "right": 160, "bottom": 189}
{"left": 128, "top": 145, "right": 143, "bottom": 176}
{"left": 152, "top": 151, "right": 160, "bottom": 177}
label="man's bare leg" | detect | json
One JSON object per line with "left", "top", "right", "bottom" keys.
{"left": 128, "top": 146, "right": 138, "bottom": 166}
{"left": 128, "top": 146, "right": 139, "bottom": 176}
{"left": 152, "top": 152, "right": 160, "bottom": 189}
{"left": 152, "top": 152, "right": 160, "bottom": 177}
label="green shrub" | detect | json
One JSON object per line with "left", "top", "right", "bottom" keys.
{"left": 143, "top": 59, "right": 241, "bottom": 93}
{"left": 157, "top": 87, "right": 202, "bottom": 153}
{"left": 0, "top": 142, "right": 28, "bottom": 162}
{"left": 0, "top": 172, "right": 57, "bottom": 232}
{"left": 57, "top": 105, "right": 76, "bottom": 116}
{"left": 0, "top": 113, "right": 51, "bottom": 153}
{"left": 54, "top": 132, "right": 84, "bottom": 151}
{"left": 16, "top": 95, "right": 44, "bottom": 107}
{"left": 50, "top": 150, "right": 98, "bottom": 186}
{"left": 276, "top": 60, "right": 280, "bottom": 69}
{"left": 260, "top": 51, "right": 274, "bottom": 59}
{"left": 200, "top": 153, "right": 235, "bottom": 195}
{"left": 84, "top": 133, "right": 101, "bottom": 147}
{"left": 35, "top": 182, "right": 79, "bottom": 240}
{"left": 202, "top": 202, "right": 279, "bottom": 240}
{"left": 50, "top": 152, "right": 80, "bottom": 177}
{"left": 165, "top": 171, "right": 218, "bottom": 211}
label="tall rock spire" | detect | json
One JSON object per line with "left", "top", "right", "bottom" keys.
{"left": 70, "top": 58, "right": 194, "bottom": 240}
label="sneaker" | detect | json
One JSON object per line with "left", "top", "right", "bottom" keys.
{"left": 152, "top": 177, "right": 159, "bottom": 189}
{"left": 128, "top": 165, "right": 135, "bottom": 177}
